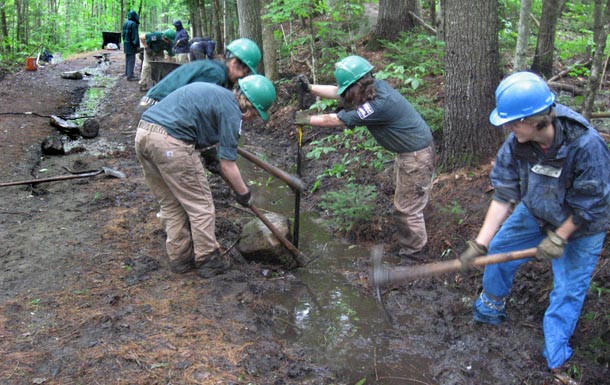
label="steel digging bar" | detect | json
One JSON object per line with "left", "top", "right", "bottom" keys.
{"left": 0, "top": 166, "right": 125, "bottom": 187}
{"left": 293, "top": 85, "right": 306, "bottom": 248}
{"left": 370, "top": 247, "right": 538, "bottom": 289}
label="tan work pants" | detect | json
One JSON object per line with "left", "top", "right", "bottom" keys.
{"left": 139, "top": 49, "right": 165, "bottom": 89}
{"left": 393, "top": 144, "right": 435, "bottom": 254}
{"left": 135, "top": 120, "right": 219, "bottom": 265}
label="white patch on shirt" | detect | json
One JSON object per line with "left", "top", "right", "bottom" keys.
{"left": 165, "top": 150, "right": 174, "bottom": 158}
{"left": 238, "top": 120, "right": 243, "bottom": 135}
{"left": 357, "top": 102, "right": 374, "bottom": 119}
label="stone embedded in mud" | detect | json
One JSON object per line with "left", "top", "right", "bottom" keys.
{"left": 60, "top": 71, "right": 84, "bottom": 80}
{"left": 237, "top": 211, "right": 294, "bottom": 267}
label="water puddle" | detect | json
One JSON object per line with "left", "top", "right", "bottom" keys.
{"left": 239, "top": 157, "right": 434, "bottom": 384}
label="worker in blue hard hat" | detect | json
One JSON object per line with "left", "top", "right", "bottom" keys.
{"left": 459, "top": 71, "right": 610, "bottom": 384}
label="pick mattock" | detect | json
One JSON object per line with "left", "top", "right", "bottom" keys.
{"left": 370, "top": 247, "right": 538, "bottom": 290}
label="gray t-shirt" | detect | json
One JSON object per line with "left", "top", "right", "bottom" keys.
{"left": 141, "top": 82, "right": 242, "bottom": 160}
{"left": 337, "top": 79, "right": 432, "bottom": 153}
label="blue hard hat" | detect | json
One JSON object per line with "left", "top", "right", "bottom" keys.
{"left": 489, "top": 71, "right": 556, "bottom": 126}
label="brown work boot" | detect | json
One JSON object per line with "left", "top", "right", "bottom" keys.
{"left": 169, "top": 258, "right": 195, "bottom": 274}
{"left": 551, "top": 366, "right": 580, "bottom": 385}
{"left": 398, "top": 247, "right": 428, "bottom": 264}
{"left": 196, "top": 249, "right": 231, "bottom": 278}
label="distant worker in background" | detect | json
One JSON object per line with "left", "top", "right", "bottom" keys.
{"left": 134, "top": 75, "right": 277, "bottom": 278}
{"left": 459, "top": 71, "right": 610, "bottom": 384}
{"left": 139, "top": 28, "right": 176, "bottom": 92}
{"left": 172, "top": 20, "right": 190, "bottom": 64}
{"left": 122, "top": 10, "right": 140, "bottom": 81}
{"left": 140, "top": 37, "right": 260, "bottom": 106}
{"left": 189, "top": 36, "right": 216, "bottom": 60}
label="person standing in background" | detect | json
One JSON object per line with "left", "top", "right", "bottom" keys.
{"left": 122, "top": 10, "right": 140, "bottom": 81}
{"left": 173, "top": 20, "right": 190, "bottom": 64}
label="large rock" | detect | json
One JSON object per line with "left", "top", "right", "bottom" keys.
{"left": 237, "top": 211, "right": 294, "bottom": 267}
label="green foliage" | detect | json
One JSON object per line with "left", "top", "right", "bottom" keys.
{"left": 380, "top": 32, "right": 444, "bottom": 77}
{"left": 306, "top": 126, "right": 392, "bottom": 191}
{"left": 440, "top": 200, "right": 466, "bottom": 225}
{"left": 319, "top": 183, "right": 377, "bottom": 234}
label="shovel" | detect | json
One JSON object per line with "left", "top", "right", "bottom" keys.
{"left": 0, "top": 166, "right": 125, "bottom": 187}
{"left": 370, "top": 247, "right": 538, "bottom": 289}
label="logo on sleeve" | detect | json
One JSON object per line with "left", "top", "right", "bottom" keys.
{"left": 239, "top": 120, "right": 243, "bottom": 135}
{"left": 357, "top": 102, "right": 374, "bottom": 119}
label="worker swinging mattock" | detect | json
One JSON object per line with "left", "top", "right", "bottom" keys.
{"left": 370, "top": 71, "right": 610, "bottom": 385}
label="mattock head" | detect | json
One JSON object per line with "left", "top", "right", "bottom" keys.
{"left": 369, "top": 244, "right": 388, "bottom": 292}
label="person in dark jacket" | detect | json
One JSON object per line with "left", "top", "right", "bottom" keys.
{"left": 459, "top": 71, "right": 610, "bottom": 384}
{"left": 172, "top": 20, "right": 190, "bottom": 64}
{"left": 122, "top": 10, "right": 140, "bottom": 81}
{"left": 189, "top": 37, "right": 216, "bottom": 60}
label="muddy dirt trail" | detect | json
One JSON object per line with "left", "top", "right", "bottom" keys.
{"left": 0, "top": 51, "right": 608, "bottom": 385}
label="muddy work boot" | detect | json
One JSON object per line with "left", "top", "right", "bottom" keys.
{"left": 169, "top": 258, "right": 195, "bottom": 274}
{"left": 473, "top": 291, "right": 507, "bottom": 325}
{"left": 551, "top": 366, "right": 580, "bottom": 385}
{"left": 196, "top": 250, "right": 231, "bottom": 278}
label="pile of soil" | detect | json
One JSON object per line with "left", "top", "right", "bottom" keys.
{"left": 0, "top": 51, "right": 608, "bottom": 385}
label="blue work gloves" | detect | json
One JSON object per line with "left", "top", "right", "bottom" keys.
{"left": 459, "top": 240, "right": 488, "bottom": 269}
{"left": 536, "top": 230, "right": 566, "bottom": 261}
{"left": 235, "top": 189, "right": 253, "bottom": 208}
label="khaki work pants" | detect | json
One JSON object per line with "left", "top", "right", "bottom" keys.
{"left": 393, "top": 144, "right": 435, "bottom": 255}
{"left": 135, "top": 120, "right": 220, "bottom": 265}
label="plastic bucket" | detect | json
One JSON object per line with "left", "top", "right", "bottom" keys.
{"left": 26, "top": 57, "right": 37, "bottom": 71}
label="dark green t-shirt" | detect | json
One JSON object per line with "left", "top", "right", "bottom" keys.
{"left": 337, "top": 79, "right": 432, "bottom": 153}
{"left": 146, "top": 60, "right": 228, "bottom": 102}
{"left": 141, "top": 83, "right": 242, "bottom": 160}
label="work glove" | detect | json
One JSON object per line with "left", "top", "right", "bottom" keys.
{"left": 295, "top": 111, "right": 311, "bottom": 125}
{"left": 235, "top": 189, "right": 253, "bottom": 208}
{"left": 296, "top": 74, "right": 311, "bottom": 93}
{"left": 459, "top": 240, "right": 488, "bottom": 269}
{"left": 200, "top": 147, "right": 220, "bottom": 175}
{"left": 536, "top": 230, "right": 566, "bottom": 261}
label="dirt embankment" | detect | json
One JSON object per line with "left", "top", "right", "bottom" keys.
{"left": 0, "top": 51, "right": 608, "bottom": 385}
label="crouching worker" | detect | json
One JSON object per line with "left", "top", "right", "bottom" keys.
{"left": 135, "top": 75, "right": 276, "bottom": 278}
{"left": 459, "top": 72, "right": 610, "bottom": 383}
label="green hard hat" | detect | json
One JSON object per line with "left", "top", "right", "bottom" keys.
{"left": 238, "top": 75, "right": 276, "bottom": 121}
{"left": 334, "top": 55, "right": 374, "bottom": 95}
{"left": 226, "top": 38, "right": 261, "bottom": 74}
{"left": 163, "top": 29, "right": 176, "bottom": 41}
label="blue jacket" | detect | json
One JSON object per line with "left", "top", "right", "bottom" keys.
{"left": 491, "top": 104, "right": 610, "bottom": 238}
{"left": 122, "top": 10, "right": 140, "bottom": 55}
{"left": 174, "top": 28, "right": 190, "bottom": 54}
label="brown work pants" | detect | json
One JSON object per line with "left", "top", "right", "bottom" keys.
{"left": 393, "top": 144, "right": 435, "bottom": 255}
{"left": 139, "top": 49, "right": 165, "bottom": 89}
{"left": 135, "top": 120, "right": 219, "bottom": 265}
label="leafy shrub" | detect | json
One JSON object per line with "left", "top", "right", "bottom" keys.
{"left": 319, "top": 183, "right": 377, "bottom": 234}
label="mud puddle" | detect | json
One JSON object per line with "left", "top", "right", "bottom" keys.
{"left": 239, "top": 156, "right": 437, "bottom": 384}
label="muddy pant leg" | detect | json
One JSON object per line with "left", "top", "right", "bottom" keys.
{"left": 543, "top": 232, "right": 604, "bottom": 369}
{"left": 393, "top": 144, "right": 435, "bottom": 254}
{"left": 482, "top": 203, "right": 543, "bottom": 298}
{"left": 176, "top": 53, "right": 189, "bottom": 64}
{"left": 135, "top": 128, "right": 194, "bottom": 263}
{"left": 139, "top": 49, "right": 151, "bottom": 87}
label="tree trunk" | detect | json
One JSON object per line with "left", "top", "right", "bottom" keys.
{"left": 582, "top": 0, "right": 610, "bottom": 120}
{"left": 373, "top": 0, "right": 419, "bottom": 42}
{"left": 441, "top": 0, "right": 502, "bottom": 170}
{"left": 513, "top": 0, "right": 533, "bottom": 70}
{"left": 261, "top": 0, "right": 277, "bottom": 79}
{"left": 531, "top": 0, "right": 566, "bottom": 78}
{"left": 212, "top": 0, "right": 223, "bottom": 53}
{"left": 236, "top": 0, "right": 263, "bottom": 73}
